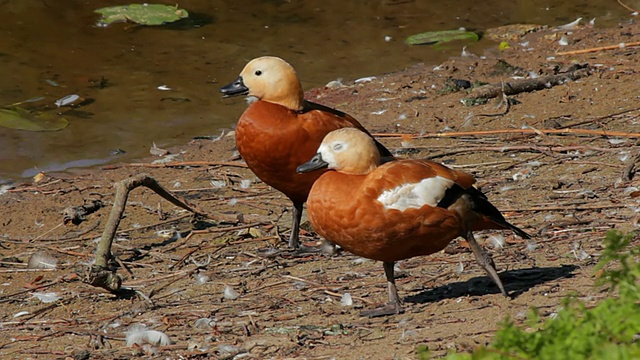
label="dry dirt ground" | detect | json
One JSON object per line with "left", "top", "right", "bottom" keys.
{"left": 1, "top": 20, "right": 640, "bottom": 360}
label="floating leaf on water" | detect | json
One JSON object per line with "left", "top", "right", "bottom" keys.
{"left": 95, "top": 4, "right": 189, "bottom": 26}
{"left": 0, "top": 107, "right": 68, "bottom": 131}
{"left": 405, "top": 29, "right": 479, "bottom": 45}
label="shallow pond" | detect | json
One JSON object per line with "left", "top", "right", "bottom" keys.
{"left": 0, "top": 0, "right": 631, "bottom": 180}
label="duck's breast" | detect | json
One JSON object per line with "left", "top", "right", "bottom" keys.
{"left": 236, "top": 101, "right": 370, "bottom": 203}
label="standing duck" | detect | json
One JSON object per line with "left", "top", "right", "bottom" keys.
{"left": 297, "top": 128, "right": 530, "bottom": 317}
{"left": 220, "top": 56, "right": 393, "bottom": 250}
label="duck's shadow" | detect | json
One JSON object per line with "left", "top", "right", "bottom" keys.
{"left": 404, "top": 265, "right": 578, "bottom": 304}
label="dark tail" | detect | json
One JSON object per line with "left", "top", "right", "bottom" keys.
{"left": 438, "top": 185, "right": 531, "bottom": 239}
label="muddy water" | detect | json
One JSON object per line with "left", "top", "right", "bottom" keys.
{"left": 0, "top": 0, "right": 631, "bottom": 181}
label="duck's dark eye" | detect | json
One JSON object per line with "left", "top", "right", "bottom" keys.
{"left": 255, "top": 70, "right": 262, "bottom": 76}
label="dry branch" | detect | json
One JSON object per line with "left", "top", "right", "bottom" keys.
{"left": 466, "top": 68, "right": 591, "bottom": 99}
{"left": 87, "top": 173, "right": 240, "bottom": 293}
{"left": 557, "top": 41, "right": 640, "bottom": 56}
{"left": 372, "top": 127, "right": 640, "bottom": 139}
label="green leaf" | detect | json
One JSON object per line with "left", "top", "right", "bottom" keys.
{"left": 0, "top": 107, "right": 69, "bottom": 131}
{"left": 95, "top": 4, "right": 189, "bottom": 26}
{"left": 405, "top": 29, "right": 479, "bottom": 46}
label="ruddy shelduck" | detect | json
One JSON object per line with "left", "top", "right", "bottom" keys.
{"left": 297, "top": 128, "right": 530, "bottom": 317}
{"left": 220, "top": 56, "right": 393, "bottom": 250}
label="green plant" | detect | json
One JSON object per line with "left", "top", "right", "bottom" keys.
{"left": 442, "top": 231, "right": 640, "bottom": 360}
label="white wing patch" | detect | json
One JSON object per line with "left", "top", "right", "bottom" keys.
{"left": 376, "top": 176, "right": 455, "bottom": 211}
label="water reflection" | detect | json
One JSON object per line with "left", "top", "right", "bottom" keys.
{"left": 0, "top": 0, "right": 631, "bottom": 179}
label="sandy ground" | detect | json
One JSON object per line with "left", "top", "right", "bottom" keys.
{"left": 1, "top": 20, "right": 640, "bottom": 359}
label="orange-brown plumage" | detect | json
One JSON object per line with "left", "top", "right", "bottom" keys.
{"left": 297, "top": 128, "right": 530, "bottom": 316}
{"left": 235, "top": 100, "right": 377, "bottom": 205}
{"left": 220, "top": 57, "right": 392, "bottom": 249}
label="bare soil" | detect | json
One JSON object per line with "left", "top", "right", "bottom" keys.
{"left": 1, "top": 21, "right": 640, "bottom": 359}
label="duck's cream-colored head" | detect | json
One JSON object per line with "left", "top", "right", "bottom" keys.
{"left": 297, "top": 128, "right": 381, "bottom": 175}
{"left": 219, "top": 56, "right": 304, "bottom": 111}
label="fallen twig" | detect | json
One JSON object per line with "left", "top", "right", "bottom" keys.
{"left": 617, "top": 0, "right": 639, "bottom": 12}
{"left": 373, "top": 128, "right": 640, "bottom": 139}
{"left": 87, "top": 173, "right": 241, "bottom": 293}
{"left": 118, "top": 161, "right": 248, "bottom": 169}
{"left": 465, "top": 67, "right": 591, "bottom": 99}
{"left": 62, "top": 199, "right": 104, "bottom": 225}
{"left": 556, "top": 41, "right": 640, "bottom": 56}
{"left": 621, "top": 152, "right": 640, "bottom": 182}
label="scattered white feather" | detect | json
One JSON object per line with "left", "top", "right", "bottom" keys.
{"left": 210, "top": 180, "right": 227, "bottom": 188}
{"left": 194, "top": 317, "right": 216, "bottom": 329}
{"left": 239, "top": 179, "right": 252, "bottom": 189}
{"left": 608, "top": 138, "right": 627, "bottom": 145}
{"left": 196, "top": 274, "right": 210, "bottom": 285}
{"left": 588, "top": 18, "right": 596, "bottom": 27}
{"left": 528, "top": 71, "right": 539, "bottom": 79}
{"left": 619, "top": 42, "right": 626, "bottom": 48}
{"left": 352, "top": 257, "right": 368, "bottom": 264}
{"left": 325, "top": 79, "right": 343, "bottom": 89}
{"left": 457, "top": 261, "right": 464, "bottom": 274}
{"left": 512, "top": 169, "right": 534, "bottom": 181}
{"left": 0, "top": 184, "right": 12, "bottom": 195}
{"left": 558, "top": 36, "right": 570, "bottom": 46}
{"left": 227, "top": 198, "right": 238, "bottom": 206}
{"left": 155, "top": 229, "right": 174, "bottom": 238}
{"left": 173, "top": 181, "right": 181, "bottom": 188}
{"left": 526, "top": 242, "right": 538, "bottom": 252}
{"left": 125, "top": 324, "right": 172, "bottom": 346}
{"left": 223, "top": 285, "right": 239, "bottom": 300}
{"left": 340, "top": 293, "right": 353, "bottom": 306}
{"left": 157, "top": 85, "right": 171, "bottom": 91}
{"left": 384, "top": 35, "right": 392, "bottom": 42}
{"left": 217, "top": 344, "right": 241, "bottom": 356}
{"left": 370, "top": 109, "right": 387, "bottom": 115}
{"left": 151, "top": 153, "right": 181, "bottom": 164}
{"left": 13, "top": 311, "right": 30, "bottom": 318}
{"left": 355, "top": 76, "right": 376, "bottom": 84}
{"left": 54, "top": 94, "right": 79, "bottom": 107}
{"left": 32, "top": 292, "right": 60, "bottom": 303}
{"left": 34, "top": 219, "right": 44, "bottom": 227}
{"left": 193, "top": 255, "right": 211, "bottom": 267}
{"left": 27, "top": 251, "right": 58, "bottom": 270}
{"left": 488, "top": 235, "right": 505, "bottom": 249}
{"left": 557, "top": 17, "right": 582, "bottom": 30}
{"left": 461, "top": 46, "right": 471, "bottom": 57}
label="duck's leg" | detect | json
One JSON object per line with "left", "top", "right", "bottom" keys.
{"left": 288, "top": 202, "right": 304, "bottom": 249}
{"left": 465, "top": 230, "right": 508, "bottom": 297}
{"left": 360, "top": 261, "right": 405, "bottom": 317}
